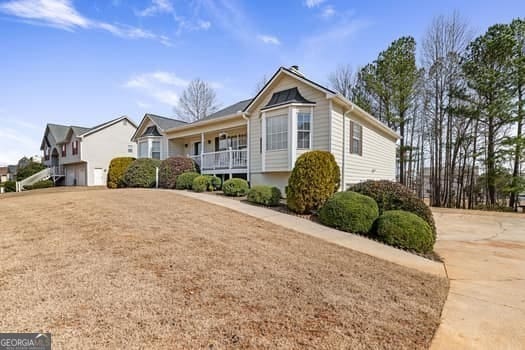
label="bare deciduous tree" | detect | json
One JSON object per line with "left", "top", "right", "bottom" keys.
{"left": 328, "top": 64, "right": 355, "bottom": 99}
{"left": 176, "top": 79, "right": 219, "bottom": 122}
{"left": 254, "top": 75, "right": 269, "bottom": 95}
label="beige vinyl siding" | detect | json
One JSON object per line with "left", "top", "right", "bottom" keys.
{"left": 250, "top": 172, "right": 290, "bottom": 193}
{"left": 265, "top": 150, "right": 289, "bottom": 171}
{"left": 250, "top": 117, "right": 262, "bottom": 172}
{"left": 343, "top": 114, "right": 396, "bottom": 186}
{"left": 330, "top": 103, "right": 345, "bottom": 168}
{"left": 82, "top": 119, "right": 138, "bottom": 186}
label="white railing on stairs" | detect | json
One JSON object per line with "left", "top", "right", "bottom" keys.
{"left": 15, "top": 166, "right": 66, "bottom": 192}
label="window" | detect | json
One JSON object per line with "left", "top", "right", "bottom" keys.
{"left": 266, "top": 114, "right": 288, "bottom": 151}
{"left": 350, "top": 121, "right": 363, "bottom": 156}
{"left": 297, "top": 112, "right": 311, "bottom": 149}
{"left": 128, "top": 144, "right": 133, "bottom": 153}
{"left": 61, "top": 144, "right": 66, "bottom": 157}
{"left": 72, "top": 140, "right": 79, "bottom": 155}
{"left": 138, "top": 141, "right": 148, "bottom": 158}
{"left": 193, "top": 141, "right": 202, "bottom": 156}
{"left": 151, "top": 141, "right": 161, "bottom": 159}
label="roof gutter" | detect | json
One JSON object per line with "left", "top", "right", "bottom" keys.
{"left": 164, "top": 113, "right": 243, "bottom": 134}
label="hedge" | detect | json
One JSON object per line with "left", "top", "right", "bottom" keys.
{"left": 374, "top": 210, "right": 434, "bottom": 253}
{"left": 107, "top": 157, "right": 136, "bottom": 188}
{"left": 175, "top": 172, "right": 200, "bottom": 190}
{"left": 318, "top": 191, "right": 379, "bottom": 234}
{"left": 159, "top": 156, "right": 197, "bottom": 189}
{"left": 349, "top": 180, "right": 436, "bottom": 242}
{"left": 24, "top": 179, "right": 54, "bottom": 190}
{"left": 286, "top": 151, "right": 340, "bottom": 214}
{"left": 247, "top": 185, "right": 282, "bottom": 206}
{"left": 123, "top": 158, "right": 161, "bottom": 188}
{"left": 222, "top": 178, "right": 249, "bottom": 196}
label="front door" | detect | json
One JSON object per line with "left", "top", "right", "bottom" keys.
{"left": 93, "top": 168, "right": 104, "bottom": 186}
{"left": 193, "top": 141, "right": 202, "bottom": 156}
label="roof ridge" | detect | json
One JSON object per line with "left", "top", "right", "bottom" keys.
{"left": 146, "top": 113, "right": 187, "bottom": 123}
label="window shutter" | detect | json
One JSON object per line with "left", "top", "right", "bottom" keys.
{"left": 349, "top": 121, "right": 354, "bottom": 154}
{"left": 359, "top": 125, "right": 363, "bottom": 156}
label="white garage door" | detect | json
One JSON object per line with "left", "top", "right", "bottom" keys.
{"left": 93, "top": 168, "right": 105, "bottom": 186}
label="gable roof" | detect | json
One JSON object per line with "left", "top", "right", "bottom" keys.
{"left": 262, "top": 87, "right": 315, "bottom": 110}
{"left": 201, "top": 99, "right": 252, "bottom": 121}
{"left": 131, "top": 114, "right": 187, "bottom": 141}
{"left": 42, "top": 116, "right": 137, "bottom": 149}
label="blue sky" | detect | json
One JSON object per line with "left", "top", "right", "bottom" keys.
{"left": 0, "top": 0, "right": 523, "bottom": 165}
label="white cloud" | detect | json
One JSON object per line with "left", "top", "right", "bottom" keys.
{"left": 257, "top": 34, "right": 280, "bottom": 45}
{"left": 124, "top": 71, "right": 189, "bottom": 107}
{"left": 321, "top": 5, "right": 335, "bottom": 18}
{"left": 305, "top": 0, "right": 325, "bottom": 8}
{"left": 136, "top": 0, "right": 173, "bottom": 17}
{"left": 0, "top": 0, "right": 171, "bottom": 45}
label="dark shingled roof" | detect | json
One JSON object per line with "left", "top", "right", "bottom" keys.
{"left": 200, "top": 98, "right": 252, "bottom": 121}
{"left": 146, "top": 114, "right": 187, "bottom": 130}
{"left": 141, "top": 125, "right": 162, "bottom": 137}
{"left": 46, "top": 123, "right": 72, "bottom": 144}
{"left": 262, "top": 87, "right": 315, "bottom": 110}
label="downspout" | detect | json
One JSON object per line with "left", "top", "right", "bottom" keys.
{"left": 241, "top": 112, "right": 251, "bottom": 184}
{"left": 342, "top": 101, "right": 354, "bottom": 191}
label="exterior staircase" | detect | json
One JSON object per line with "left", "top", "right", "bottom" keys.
{"left": 16, "top": 166, "right": 65, "bottom": 192}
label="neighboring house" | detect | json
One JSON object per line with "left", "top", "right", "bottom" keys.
{"left": 40, "top": 116, "right": 137, "bottom": 186}
{"left": 0, "top": 165, "right": 16, "bottom": 182}
{"left": 133, "top": 66, "right": 399, "bottom": 191}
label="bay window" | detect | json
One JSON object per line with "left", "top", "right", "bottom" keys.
{"left": 138, "top": 141, "right": 148, "bottom": 158}
{"left": 151, "top": 141, "right": 161, "bottom": 159}
{"left": 266, "top": 114, "right": 288, "bottom": 151}
{"left": 297, "top": 111, "right": 311, "bottom": 149}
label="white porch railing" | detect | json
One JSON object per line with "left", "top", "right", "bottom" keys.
{"left": 15, "top": 166, "right": 66, "bottom": 192}
{"left": 189, "top": 148, "right": 247, "bottom": 172}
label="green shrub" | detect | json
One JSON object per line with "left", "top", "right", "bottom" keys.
{"left": 375, "top": 210, "right": 434, "bottom": 253}
{"left": 286, "top": 151, "right": 340, "bottom": 214}
{"left": 123, "top": 158, "right": 161, "bottom": 188}
{"left": 222, "top": 178, "right": 249, "bottom": 196}
{"left": 192, "top": 175, "right": 221, "bottom": 192}
{"left": 247, "top": 185, "right": 282, "bottom": 206}
{"left": 1, "top": 181, "right": 16, "bottom": 192}
{"left": 175, "top": 172, "right": 200, "bottom": 190}
{"left": 318, "top": 191, "right": 379, "bottom": 234}
{"left": 15, "top": 161, "right": 46, "bottom": 181}
{"left": 107, "top": 157, "right": 136, "bottom": 188}
{"left": 349, "top": 180, "right": 436, "bottom": 241}
{"left": 25, "top": 179, "right": 54, "bottom": 190}
{"left": 192, "top": 175, "right": 210, "bottom": 192}
{"left": 159, "top": 156, "right": 197, "bottom": 189}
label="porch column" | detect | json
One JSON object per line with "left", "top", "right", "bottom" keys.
{"left": 228, "top": 147, "right": 233, "bottom": 178}
{"left": 200, "top": 132, "right": 204, "bottom": 169}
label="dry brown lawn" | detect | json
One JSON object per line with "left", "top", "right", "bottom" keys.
{"left": 0, "top": 188, "right": 448, "bottom": 349}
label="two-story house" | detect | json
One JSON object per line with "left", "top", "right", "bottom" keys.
{"left": 40, "top": 116, "right": 137, "bottom": 186}
{"left": 132, "top": 66, "right": 399, "bottom": 191}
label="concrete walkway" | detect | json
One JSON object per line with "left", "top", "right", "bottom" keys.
{"left": 174, "top": 190, "right": 446, "bottom": 277}
{"left": 431, "top": 209, "right": 525, "bottom": 349}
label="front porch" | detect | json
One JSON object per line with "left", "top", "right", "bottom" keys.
{"left": 167, "top": 124, "right": 248, "bottom": 176}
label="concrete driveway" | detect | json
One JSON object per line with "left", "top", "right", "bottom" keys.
{"left": 431, "top": 209, "right": 525, "bottom": 349}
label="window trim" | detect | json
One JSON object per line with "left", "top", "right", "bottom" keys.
{"left": 296, "top": 110, "right": 312, "bottom": 150}
{"left": 350, "top": 121, "right": 363, "bottom": 156}
{"left": 265, "top": 113, "right": 288, "bottom": 152}
{"left": 151, "top": 140, "right": 161, "bottom": 160}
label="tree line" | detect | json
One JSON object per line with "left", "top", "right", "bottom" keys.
{"left": 329, "top": 13, "right": 525, "bottom": 210}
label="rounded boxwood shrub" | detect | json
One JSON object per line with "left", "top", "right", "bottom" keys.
{"left": 107, "top": 157, "right": 136, "bottom": 188}
{"left": 158, "top": 156, "right": 197, "bottom": 189}
{"left": 375, "top": 210, "right": 434, "bottom": 253}
{"left": 25, "top": 179, "right": 54, "bottom": 190}
{"left": 175, "top": 172, "right": 200, "bottom": 190}
{"left": 123, "top": 158, "right": 161, "bottom": 188}
{"left": 191, "top": 175, "right": 221, "bottom": 192}
{"left": 222, "top": 178, "right": 249, "bottom": 196}
{"left": 349, "top": 180, "right": 436, "bottom": 242}
{"left": 318, "top": 191, "right": 379, "bottom": 234}
{"left": 286, "top": 150, "right": 340, "bottom": 214}
{"left": 247, "top": 185, "right": 282, "bottom": 206}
